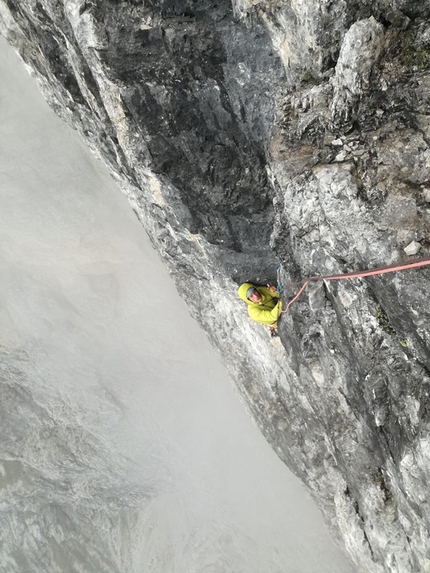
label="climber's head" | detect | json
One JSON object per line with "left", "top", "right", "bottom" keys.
{"left": 247, "top": 287, "right": 262, "bottom": 303}
{"left": 238, "top": 283, "right": 262, "bottom": 304}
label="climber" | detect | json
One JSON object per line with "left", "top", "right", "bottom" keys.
{"left": 237, "top": 282, "right": 283, "bottom": 337}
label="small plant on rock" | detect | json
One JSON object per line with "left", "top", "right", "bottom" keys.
{"left": 376, "top": 305, "right": 396, "bottom": 336}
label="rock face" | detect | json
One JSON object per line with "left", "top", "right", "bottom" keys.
{"left": 1, "top": 1, "right": 430, "bottom": 571}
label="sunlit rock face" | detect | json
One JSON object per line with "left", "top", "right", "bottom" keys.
{"left": 1, "top": 1, "right": 430, "bottom": 571}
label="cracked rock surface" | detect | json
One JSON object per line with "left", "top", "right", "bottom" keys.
{"left": 1, "top": 1, "right": 430, "bottom": 571}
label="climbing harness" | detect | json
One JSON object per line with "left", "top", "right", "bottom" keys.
{"left": 278, "top": 256, "right": 430, "bottom": 314}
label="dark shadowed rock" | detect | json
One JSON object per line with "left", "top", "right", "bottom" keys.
{"left": 1, "top": 1, "right": 430, "bottom": 571}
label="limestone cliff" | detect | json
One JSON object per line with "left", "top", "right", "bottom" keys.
{"left": 1, "top": 1, "right": 430, "bottom": 571}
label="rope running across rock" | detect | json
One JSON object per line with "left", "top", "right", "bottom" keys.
{"left": 279, "top": 256, "right": 430, "bottom": 314}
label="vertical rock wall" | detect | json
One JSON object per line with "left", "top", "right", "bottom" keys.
{"left": 1, "top": 1, "right": 430, "bottom": 571}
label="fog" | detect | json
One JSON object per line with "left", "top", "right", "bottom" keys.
{"left": 0, "top": 37, "right": 355, "bottom": 573}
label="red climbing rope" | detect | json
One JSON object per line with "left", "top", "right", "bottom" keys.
{"left": 282, "top": 256, "right": 430, "bottom": 314}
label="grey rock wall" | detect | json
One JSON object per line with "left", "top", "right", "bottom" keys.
{"left": 1, "top": 1, "right": 430, "bottom": 571}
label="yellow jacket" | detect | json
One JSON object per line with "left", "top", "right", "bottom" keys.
{"left": 237, "top": 283, "right": 283, "bottom": 327}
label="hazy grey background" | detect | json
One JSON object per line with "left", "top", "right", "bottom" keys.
{"left": 0, "top": 37, "right": 356, "bottom": 573}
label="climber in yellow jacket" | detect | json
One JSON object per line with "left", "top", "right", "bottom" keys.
{"left": 237, "top": 282, "right": 282, "bottom": 336}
